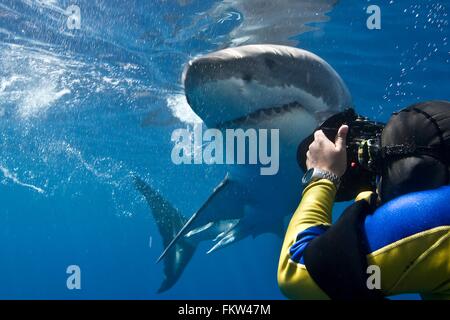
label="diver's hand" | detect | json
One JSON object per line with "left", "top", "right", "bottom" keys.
{"left": 306, "top": 125, "right": 349, "bottom": 178}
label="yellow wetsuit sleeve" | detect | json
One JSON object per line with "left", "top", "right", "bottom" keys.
{"left": 277, "top": 179, "right": 336, "bottom": 300}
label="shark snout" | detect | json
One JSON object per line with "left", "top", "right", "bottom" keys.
{"left": 184, "top": 45, "right": 351, "bottom": 129}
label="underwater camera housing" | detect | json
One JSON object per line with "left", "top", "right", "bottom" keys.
{"left": 297, "top": 109, "right": 385, "bottom": 202}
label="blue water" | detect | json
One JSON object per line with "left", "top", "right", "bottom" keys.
{"left": 0, "top": 0, "right": 448, "bottom": 299}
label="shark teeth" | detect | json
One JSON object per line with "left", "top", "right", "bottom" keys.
{"left": 218, "top": 101, "right": 306, "bottom": 128}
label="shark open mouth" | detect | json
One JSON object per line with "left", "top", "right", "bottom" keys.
{"left": 216, "top": 101, "right": 307, "bottom": 128}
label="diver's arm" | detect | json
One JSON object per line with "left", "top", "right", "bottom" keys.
{"left": 277, "top": 125, "right": 348, "bottom": 299}
{"left": 285, "top": 179, "right": 336, "bottom": 229}
{"left": 277, "top": 179, "right": 336, "bottom": 299}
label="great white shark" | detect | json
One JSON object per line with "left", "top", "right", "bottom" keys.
{"left": 136, "top": 44, "right": 352, "bottom": 293}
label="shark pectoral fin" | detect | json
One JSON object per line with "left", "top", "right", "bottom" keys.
{"left": 206, "top": 205, "right": 285, "bottom": 254}
{"left": 157, "top": 212, "right": 198, "bottom": 263}
{"left": 206, "top": 219, "right": 249, "bottom": 254}
{"left": 185, "top": 222, "right": 214, "bottom": 238}
{"left": 157, "top": 173, "right": 241, "bottom": 263}
{"left": 134, "top": 176, "right": 197, "bottom": 293}
{"left": 206, "top": 206, "right": 253, "bottom": 254}
{"left": 207, "top": 230, "right": 237, "bottom": 254}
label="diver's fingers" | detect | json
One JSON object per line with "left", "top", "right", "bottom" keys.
{"left": 335, "top": 125, "right": 349, "bottom": 151}
{"left": 314, "top": 130, "right": 331, "bottom": 146}
{"left": 314, "top": 130, "right": 326, "bottom": 141}
{"left": 308, "top": 141, "right": 319, "bottom": 152}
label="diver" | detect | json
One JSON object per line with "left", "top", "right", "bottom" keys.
{"left": 278, "top": 100, "right": 450, "bottom": 300}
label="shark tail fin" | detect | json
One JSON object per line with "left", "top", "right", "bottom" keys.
{"left": 134, "top": 176, "right": 197, "bottom": 293}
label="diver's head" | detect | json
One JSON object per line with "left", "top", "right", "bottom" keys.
{"left": 379, "top": 100, "right": 450, "bottom": 203}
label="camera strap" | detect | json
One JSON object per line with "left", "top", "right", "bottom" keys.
{"left": 381, "top": 143, "right": 446, "bottom": 162}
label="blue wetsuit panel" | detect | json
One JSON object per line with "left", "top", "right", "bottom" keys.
{"left": 290, "top": 186, "right": 450, "bottom": 263}
{"left": 364, "top": 185, "right": 450, "bottom": 253}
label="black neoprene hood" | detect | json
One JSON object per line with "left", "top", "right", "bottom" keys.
{"left": 380, "top": 100, "right": 450, "bottom": 202}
